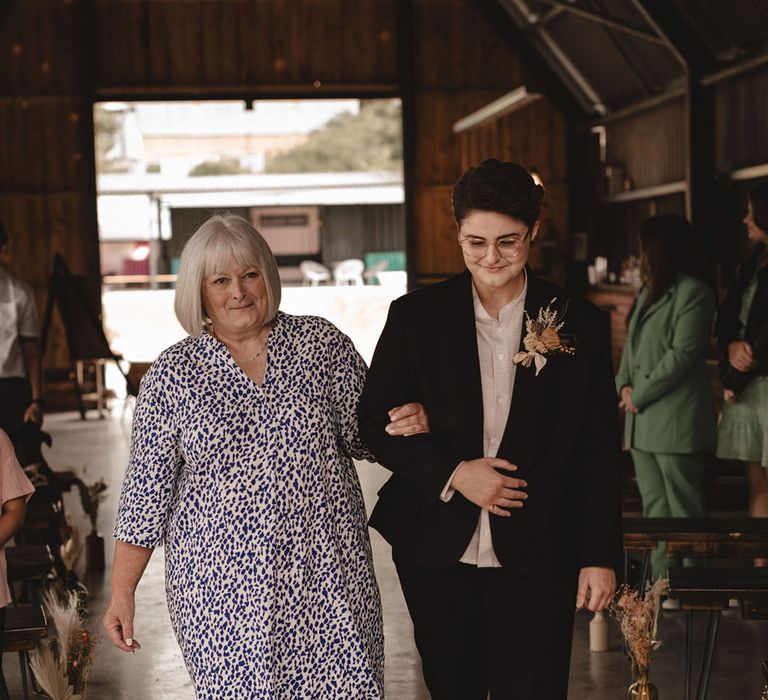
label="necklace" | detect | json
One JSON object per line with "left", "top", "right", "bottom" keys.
{"left": 244, "top": 326, "right": 270, "bottom": 362}
{"left": 245, "top": 341, "right": 267, "bottom": 362}
{"left": 210, "top": 324, "right": 270, "bottom": 362}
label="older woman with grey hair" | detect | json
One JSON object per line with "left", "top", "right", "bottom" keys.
{"left": 102, "top": 214, "right": 426, "bottom": 699}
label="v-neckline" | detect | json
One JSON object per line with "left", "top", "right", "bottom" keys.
{"left": 205, "top": 314, "right": 281, "bottom": 390}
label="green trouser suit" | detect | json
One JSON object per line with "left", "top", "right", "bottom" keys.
{"left": 616, "top": 274, "right": 717, "bottom": 578}
{"left": 630, "top": 450, "right": 706, "bottom": 576}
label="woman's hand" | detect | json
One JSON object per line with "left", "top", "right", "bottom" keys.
{"left": 729, "top": 340, "right": 756, "bottom": 372}
{"left": 103, "top": 590, "right": 141, "bottom": 653}
{"left": 385, "top": 402, "right": 430, "bottom": 436}
{"left": 451, "top": 458, "right": 527, "bottom": 516}
{"left": 618, "top": 385, "right": 639, "bottom": 414}
{"left": 723, "top": 388, "right": 736, "bottom": 404}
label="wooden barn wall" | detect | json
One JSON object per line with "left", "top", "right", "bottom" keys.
{"left": 94, "top": 0, "right": 399, "bottom": 92}
{"left": 715, "top": 68, "right": 768, "bottom": 173}
{"left": 604, "top": 98, "right": 687, "bottom": 190}
{"left": 2, "top": 0, "right": 563, "bottom": 370}
{"left": 0, "top": 0, "right": 100, "bottom": 371}
{"left": 0, "top": 0, "right": 399, "bottom": 374}
{"left": 408, "top": 0, "right": 543, "bottom": 286}
{"left": 457, "top": 99, "right": 569, "bottom": 283}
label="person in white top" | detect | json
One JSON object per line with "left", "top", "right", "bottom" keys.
{"left": 359, "top": 160, "right": 621, "bottom": 700}
{"left": 0, "top": 223, "right": 44, "bottom": 434}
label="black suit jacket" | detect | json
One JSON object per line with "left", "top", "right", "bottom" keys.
{"left": 358, "top": 270, "right": 622, "bottom": 575}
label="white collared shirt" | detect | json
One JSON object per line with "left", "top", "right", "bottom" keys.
{"left": 0, "top": 267, "right": 39, "bottom": 379}
{"left": 440, "top": 275, "right": 527, "bottom": 567}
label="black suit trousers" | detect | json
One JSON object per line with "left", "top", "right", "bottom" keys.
{"left": 393, "top": 550, "right": 578, "bottom": 700}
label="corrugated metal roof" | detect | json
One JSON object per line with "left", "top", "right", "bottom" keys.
{"left": 496, "top": 0, "right": 768, "bottom": 116}
{"left": 670, "top": 0, "right": 768, "bottom": 59}
{"left": 543, "top": 11, "right": 682, "bottom": 110}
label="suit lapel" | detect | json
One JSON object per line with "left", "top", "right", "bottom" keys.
{"left": 633, "top": 283, "right": 676, "bottom": 341}
{"left": 497, "top": 271, "right": 554, "bottom": 459}
{"left": 443, "top": 271, "right": 485, "bottom": 458}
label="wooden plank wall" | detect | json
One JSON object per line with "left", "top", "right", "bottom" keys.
{"left": 0, "top": 0, "right": 399, "bottom": 374}
{"left": 604, "top": 98, "right": 687, "bottom": 189}
{"left": 456, "top": 99, "right": 569, "bottom": 283}
{"left": 408, "top": 0, "right": 538, "bottom": 286}
{"left": 0, "top": 0, "right": 100, "bottom": 370}
{"left": 94, "top": 0, "right": 398, "bottom": 93}
{"left": 714, "top": 68, "right": 768, "bottom": 173}
{"left": 1, "top": 0, "right": 566, "bottom": 372}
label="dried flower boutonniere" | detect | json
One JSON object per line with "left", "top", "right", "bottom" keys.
{"left": 512, "top": 298, "right": 575, "bottom": 376}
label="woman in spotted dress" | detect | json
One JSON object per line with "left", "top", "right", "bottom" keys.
{"left": 102, "top": 214, "right": 428, "bottom": 699}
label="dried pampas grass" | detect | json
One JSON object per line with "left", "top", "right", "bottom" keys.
{"left": 44, "top": 589, "right": 80, "bottom": 664}
{"left": 610, "top": 578, "right": 669, "bottom": 672}
{"left": 31, "top": 587, "right": 97, "bottom": 699}
{"left": 29, "top": 645, "right": 82, "bottom": 700}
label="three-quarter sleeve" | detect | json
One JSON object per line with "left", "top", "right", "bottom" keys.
{"left": 114, "top": 356, "right": 183, "bottom": 548}
{"left": 329, "top": 329, "right": 375, "bottom": 462}
{"left": 0, "top": 431, "right": 35, "bottom": 505}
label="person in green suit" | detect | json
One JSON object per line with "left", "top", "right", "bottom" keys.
{"left": 616, "top": 215, "right": 716, "bottom": 578}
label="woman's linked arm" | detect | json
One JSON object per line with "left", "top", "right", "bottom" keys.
{"left": 357, "top": 301, "right": 464, "bottom": 499}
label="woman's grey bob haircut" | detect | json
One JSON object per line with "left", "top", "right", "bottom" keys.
{"left": 174, "top": 214, "right": 282, "bottom": 336}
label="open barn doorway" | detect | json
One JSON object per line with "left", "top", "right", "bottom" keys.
{"left": 93, "top": 98, "right": 405, "bottom": 398}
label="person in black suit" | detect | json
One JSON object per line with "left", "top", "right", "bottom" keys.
{"left": 358, "top": 160, "right": 621, "bottom": 700}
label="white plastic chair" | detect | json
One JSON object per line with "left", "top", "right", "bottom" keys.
{"left": 299, "top": 260, "right": 332, "bottom": 286}
{"left": 333, "top": 259, "right": 365, "bottom": 286}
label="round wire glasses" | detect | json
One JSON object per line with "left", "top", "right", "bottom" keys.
{"left": 459, "top": 230, "right": 531, "bottom": 260}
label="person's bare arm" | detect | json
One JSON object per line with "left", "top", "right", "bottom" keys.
{"left": 20, "top": 337, "right": 43, "bottom": 425}
{"left": 0, "top": 497, "right": 27, "bottom": 548}
{"left": 102, "top": 541, "right": 153, "bottom": 653}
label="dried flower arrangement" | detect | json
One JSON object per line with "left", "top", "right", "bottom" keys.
{"left": 610, "top": 578, "right": 669, "bottom": 674}
{"left": 74, "top": 478, "right": 108, "bottom": 536}
{"left": 59, "top": 523, "right": 82, "bottom": 574}
{"left": 513, "top": 298, "right": 576, "bottom": 376}
{"left": 30, "top": 588, "right": 98, "bottom": 700}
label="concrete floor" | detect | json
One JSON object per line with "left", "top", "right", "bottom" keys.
{"left": 3, "top": 409, "right": 766, "bottom": 699}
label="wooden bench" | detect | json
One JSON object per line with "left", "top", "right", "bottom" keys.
{"left": 622, "top": 517, "right": 768, "bottom": 589}
{"left": 6, "top": 546, "right": 54, "bottom": 606}
{"left": 6, "top": 546, "right": 54, "bottom": 582}
{"left": 669, "top": 567, "right": 768, "bottom": 700}
{"left": 623, "top": 518, "right": 768, "bottom": 700}
{"left": 2, "top": 604, "right": 47, "bottom": 700}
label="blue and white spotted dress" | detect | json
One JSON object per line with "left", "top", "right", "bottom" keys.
{"left": 114, "top": 312, "right": 384, "bottom": 699}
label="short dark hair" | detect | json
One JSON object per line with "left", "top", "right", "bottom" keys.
{"left": 0, "top": 221, "right": 7, "bottom": 247}
{"left": 452, "top": 159, "right": 544, "bottom": 229}
{"left": 749, "top": 182, "right": 768, "bottom": 233}
{"left": 639, "top": 214, "right": 711, "bottom": 309}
